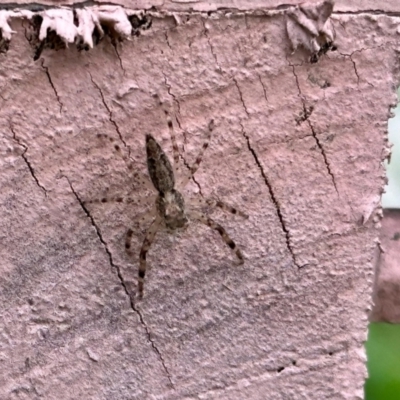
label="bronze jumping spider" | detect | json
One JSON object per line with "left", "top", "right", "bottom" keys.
{"left": 85, "top": 98, "right": 247, "bottom": 298}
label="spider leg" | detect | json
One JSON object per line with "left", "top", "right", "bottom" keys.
{"left": 124, "top": 207, "right": 157, "bottom": 247}
{"left": 189, "top": 210, "right": 244, "bottom": 264}
{"left": 155, "top": 95, "right": 180, "bottom": 168}
{"left": 96, "top": 133, "right": 154, "bottom": 191}
{"left": 132, "top": 215, "right": 162, "bottom": 298}
{"left": 179, "top": 119, "right": 214, "bottom": 188}
{"left": 187, "top": 196, "right": 249, "bottom": 219}
{"left": 84, "top": 193, "right": 156, "bottom": 206}
{"left": 125, "top": 205, "right": 157, "bottom": 256}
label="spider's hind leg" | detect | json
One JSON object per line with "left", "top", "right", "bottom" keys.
{"left": 126, "top": 208, "right": 158, "bottom": 254}
{"left": 129, "top": 215, "right": 162, "bottom": 299}
{"left": 189, "top": 210, "right": 244, "bottom": 264}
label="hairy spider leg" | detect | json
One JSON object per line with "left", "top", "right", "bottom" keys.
{"left": 84, "top": 193, "right": 156, "bottom": 206}
{"left": 136, "top": 215, "right": 162, "bottom": 298}
{"left": 187, "top": 196, "right": 249, "bottom": 219}
{"left": 97, "top": 132, "right": 154, "bottom": 191}
{"left": 155, "top": 95, "right": 180, "bottom": 168}
{"left": 179, "top": 119, "right": 214, "bottom": 189}
{"left": 124, "top": 207, "right": 158, "bottom": 256}
{"left": 189, "top": 210, "right": 244, "bottom": 264}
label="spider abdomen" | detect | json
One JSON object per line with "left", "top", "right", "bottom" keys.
{"left": 146, "top": 134, "right": 175, "bottom": 193}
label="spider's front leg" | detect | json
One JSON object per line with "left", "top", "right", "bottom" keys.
{"left": 126, "top": 215, "right": 162, "bottom": 299}
{"left": 188, "top": 196, "right": 249, "bottom": 219}
{"left": 189, "top": 211, "right": 244, "bottom": 264}
{"left": 156, "top": 95, "right": 180, "bottom": 168}
{"left": 179, "top": 119, "right": 214, "bottom": 188}
{"left": 96, "top": 132, "right": 155, "bottom": 191}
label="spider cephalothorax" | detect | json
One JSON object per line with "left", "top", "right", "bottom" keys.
{"left": 155, "top": 189, "right": 188, "bottom": 230}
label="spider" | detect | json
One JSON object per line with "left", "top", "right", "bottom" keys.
{"left": 86, "top": 98, "right": 248, "bottom": 298}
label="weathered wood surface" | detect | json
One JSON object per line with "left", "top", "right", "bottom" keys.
{"left": 0, "top": 3, "right": 398, "bottom": 399}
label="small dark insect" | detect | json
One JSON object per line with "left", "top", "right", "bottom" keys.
{"left": 85, "top": 98, "right": 248, "bottom": 298}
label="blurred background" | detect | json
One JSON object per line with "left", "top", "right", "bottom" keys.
{"left": 365, "top": 91, "right": 400, "bottom": 399}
